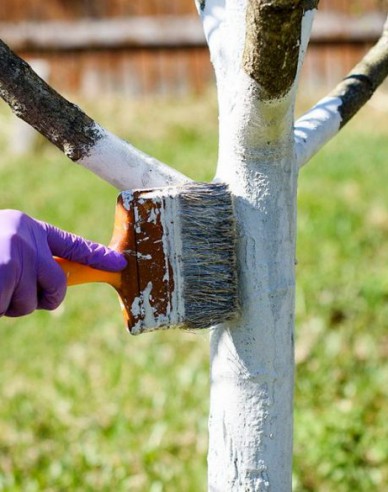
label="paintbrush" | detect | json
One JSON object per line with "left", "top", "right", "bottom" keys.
{"left": 55, "top": 182, "right": 238, "bottom": 335}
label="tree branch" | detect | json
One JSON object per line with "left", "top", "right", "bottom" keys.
{"left": 0, "top": 39, "right": 189, "bottom": 190}
{"left": 295, "top": 16, "right": 388, "bottom": 169}
{"left": 0, "top": 39, "right": 99, "bottom": 161}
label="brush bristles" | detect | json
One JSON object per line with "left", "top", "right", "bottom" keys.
{"left": 178, "top": 183, "right": 238, "bottom": 328}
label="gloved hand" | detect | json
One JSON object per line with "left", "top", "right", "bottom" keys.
{"left": 0, "top": 209, "right": 127, "bottom": 317}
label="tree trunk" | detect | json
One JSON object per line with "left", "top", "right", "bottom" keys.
{"left": 198, "top": 1, "right": 316, "bottom": 489}
{"left": 199, "top": 2, "right": 387, "bottom": 490}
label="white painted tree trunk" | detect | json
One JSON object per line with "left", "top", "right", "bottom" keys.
{"left": 197, "top": 3, "right": 387, "bottom": 489}
{"left": 209, "top": 154, "right": 297, "bottom": 490}
{"left": 197, "top": 2, "right": 315, "bottom": 489}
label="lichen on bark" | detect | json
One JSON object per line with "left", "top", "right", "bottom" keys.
{"left": 243, "top": 0, "right": 319, "bottom": 100}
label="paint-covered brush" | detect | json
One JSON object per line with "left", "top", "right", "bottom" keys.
{"left": 55, "top": 182, "right": 238, "bottom": 334}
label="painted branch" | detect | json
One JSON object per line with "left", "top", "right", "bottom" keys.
{"left": 295, "top": 15, "right": 388, "bottom": 169}
{"left": 0, "top": 39, "right": 189, "bottom": 190}
{"left": 197, "top": 1, "right": 317, "bottom": 490}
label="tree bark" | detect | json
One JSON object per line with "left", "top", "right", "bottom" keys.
{"left": 199, "top": 3, "right": 387, "bottom": 490}
{"left": 0, "top": 39, "right": 188, "bottom": 190}
{"left": 0, "top": 39, "right": 100, "bottom": 162}
{"left": 198, "top": 1, "right": 317, "bottom": 490}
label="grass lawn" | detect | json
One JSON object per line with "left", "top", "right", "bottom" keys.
{"left": 0, "top": 89, "right": 387, "bottom": 491}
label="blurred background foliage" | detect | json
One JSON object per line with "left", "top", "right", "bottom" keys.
{"left": 0, "top": 87, "right": 387, "bottom": 491}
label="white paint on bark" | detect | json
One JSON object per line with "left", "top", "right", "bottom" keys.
{"left": 294, "top": 96, "right": 343, "bottom": 168}
{"left": 199, "top": 1, "right": 316, "bottom": 490}
{"left": 79, "top": 125, "right": 190, "bottom": 191}
{"left": 210, "top": 84, "right": 298, "bottom": 489}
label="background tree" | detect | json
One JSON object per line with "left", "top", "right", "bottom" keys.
{"left": 0, "top": 1, "right": 387, "bottom": 490}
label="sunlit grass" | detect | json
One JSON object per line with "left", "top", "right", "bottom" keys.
{"left": 0, "top": 89, "right": 387, "bottom": 491}
{"left": 294, "top": 109, "right": 388, "bottom": 491}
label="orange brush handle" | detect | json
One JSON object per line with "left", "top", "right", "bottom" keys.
{"left": 51, "top": 195, "right": 140, "bottom": 332}
{"left": 54, "top": 257, "right": 121, "bottom": 289}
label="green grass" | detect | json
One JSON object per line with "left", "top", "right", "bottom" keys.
{"left": 294, "top": 104, "right": 388, "bottom": 491}
{"left": 0, "top": 90, "right": 387, "bottom": 491}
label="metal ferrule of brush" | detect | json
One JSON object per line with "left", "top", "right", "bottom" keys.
{"left": 119, "top": 182, "right": 238, "bottom": 335}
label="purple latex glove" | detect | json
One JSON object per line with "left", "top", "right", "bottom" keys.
{"left": 0, "top": 209, "right": 127, "bottom": 317}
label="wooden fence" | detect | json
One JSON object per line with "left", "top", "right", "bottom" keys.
{"left": 0, "top": 1, "right": 386, "bottom": 97}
